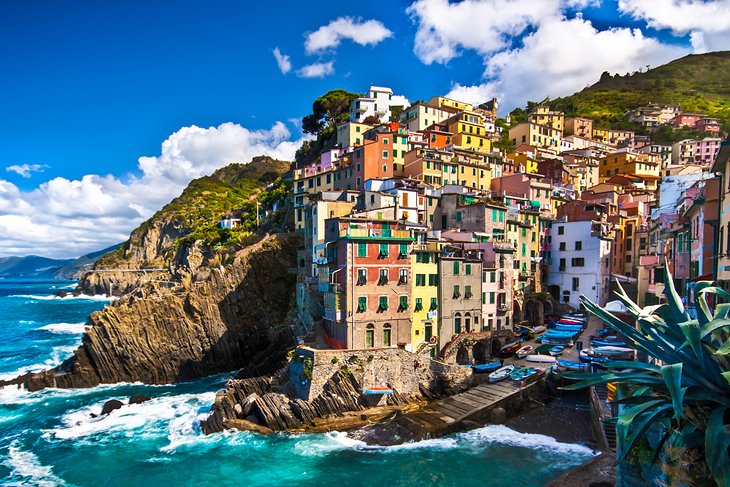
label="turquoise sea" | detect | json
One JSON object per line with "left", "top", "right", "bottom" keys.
{"left": 0, "top": 279, "right": 596, "bottom": 486}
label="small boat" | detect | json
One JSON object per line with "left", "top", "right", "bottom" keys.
{"left": 510, "top": 367, "right": 544, "bottom": 382}
{"left": 488, "top": 365, "right": 515, "bottom": 383}
{"left": 364, "top": 387, "right": 394, "bottom": 395}
{"left": 556, "top": 359, "right": 586, "bottom": 371}
{"left": 525, "top": 354, "right": 557, "bottom": 364}
{"left": 596, "top": 329, "right": 614, "bottom": 338}
{"left": 554, "top": 324, "right": 583, "bottom": 332}
{"left": 564, "top": 313, "right": 587, "bottom": 319}
{"left": 544, "top": 330, "right": 578, "bottom": 339}
{"left": 498, "top": 341, "right": 521, "bottom": 358}
{"left": 579, "top": 349, "right": 611, "bottom": 363}
{"left": 532, "top": 325, "right": 547, "bottom": 336}
{"left": 472, "top": 361, "right": 502, "bottom": 374}
{"left": 516, "top": 345, "right": 533, "bottom": 358}
{"left": 549, "top": 346, "right": 565, "bottom": 356}
{"left": 592, "top": 346, "right": 634, "bottom": 355}
{"left": 559, "top": 316, "right": 585, "bottom": 323}
{"left": 591, "top": 338, "right": 627, "bottom": 348}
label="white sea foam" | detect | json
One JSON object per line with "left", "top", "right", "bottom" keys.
{"left": 9, "top": 293, "right": 114, "bottom": 302}
{"left": 2, "top": 441, "right": 66, "bottom": 487}
{"left": 37, "top": 322, "right": 88, "bottom": 334}
{"left": 51, "top": 390, "right": 217, "bottom": 450}
{"left": 458, "top": 424, "right": 597, "bottom": 456}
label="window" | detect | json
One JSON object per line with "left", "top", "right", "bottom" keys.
{"left": 415, "top": 298, "right": 423, "bottom": 311}
{"left": 383, "top": 138, "right": 389, "bottom": 145}
{"left": 382, "top": 151, "right": 389, "bottom": 159}
{"left": 357, "top": 297, "right": 367, "bottom": 312}
{"left": 399, "top": 296, "right": 408, "bottom": 312}
{"left": 399, "top": 268, "right": 408, "bottom": 284}
{"left": 572, "top": 278, "right": 579, "bottom": 291}
{"left": 482, "top": 292, "right": 486, "bottom": 304}
{"left": 453, "top": 261, "right": 460, "bottom": 275}
{"left": 366, "top": 324, "right": 374, "bottom": 348}
{"left": 453, "top": 285, "right": 461, "bottom": 299}
{"left": 454, "top": 313, "right": 462, "bottom": 334}
{"left": 489, "top": 292, "right": 495, "bottom": 304}
{"left": 357, "top": 242, "right": 368, "bottom": 257}
{"left": 378, "top": 296, "right": 388, "bottom": 311}
{"left": 558, "top": 226, "right": 564, "bottom": 235}
{"left": 571, "top": 258, "right": 585, "bottom": 267}
{"left": 465, "top": 285, "right": 473, "bottom": 298}
{"left": 399, "top": 244, "right": 408, "bottom": 258}
{"left": 559, "top": 242, "right": 566, "bottom": 251}
{"left": 456, "top": 211, "right": 462, "bottom": 222}
{"left": 378, "top": 269, "right": 389, "bottom": 285}
{"left": 559, "top": 258, "right": 566, "bottom": 270}
{"left": 430, "top": 297, "right": 438, "bottom": 310}
{"left": 465, "top": 264, "right": 471, "bottom": 275}
{"left": 357, "top": 269, "right": 367, "bottom": 285}
{"left": 383, "top": 324, "right": 392, "bottom": 346}
{"left": 416, "top": 274, "right": 426, "bottom": 286}
{"left": 379, "top": 243, "right": 389, "bottom": 258}
{"left": 428, "top": 274, "right": 438, "bottom": 286}
{"left": 575, "top": 241, "right": 582, "bottom": 251}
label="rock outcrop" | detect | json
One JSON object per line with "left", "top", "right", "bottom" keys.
{"left": 5, "top": 233, "right": 299, "bottom": 391}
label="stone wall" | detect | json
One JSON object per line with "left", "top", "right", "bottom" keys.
{"left": 290, "top": 346, "right": 474, "bottom": 402}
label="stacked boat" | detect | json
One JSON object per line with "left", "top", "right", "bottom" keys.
{"left": 541, "top": 313, "right": 587, "bottom": 345}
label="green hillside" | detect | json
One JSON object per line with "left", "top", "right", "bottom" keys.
{"left": 550, "top": 51, "right": 730, "bottom": 131}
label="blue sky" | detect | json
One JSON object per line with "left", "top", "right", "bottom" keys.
{"left": 0, "top": 0, "right": 727, "bottom": 258}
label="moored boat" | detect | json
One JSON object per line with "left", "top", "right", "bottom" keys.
{"left": 364, "top": 387, "right": 394, "bottom": 395}
{"left": 510, "top": 367, "right": 544, "bottom": 382}
{"left": 532, "top": 325, "right": 547, "bottom": 336}
{"left": 590, "top": 338, "right": 627, "bottom": 348}
{"left": 556, "top": 359, "right": 586, "bottom": 371}
{"left": 488, "top": 365, "right": 515, "bottom": 383}
{"left": 549, "top": 345, "right": 565, "bottom": 356}
{"left": 472, "top": 361, "right": 502, "bottom": 374}
{"left": 525, "top": 354, "right": 557, "bottom": 363}
{"left": 498, "top": 341, "right": 521, "bottom": 358}
{"left": 516, "top": 345, "right": 533, "bottom": 358}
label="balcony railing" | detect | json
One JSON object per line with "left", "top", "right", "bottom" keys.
{"left": 340, "top": 228, "right": 412, "bottom": 239}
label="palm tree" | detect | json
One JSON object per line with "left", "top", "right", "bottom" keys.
{"left": 562, "top": 263, "right": 730, "bottom": 486}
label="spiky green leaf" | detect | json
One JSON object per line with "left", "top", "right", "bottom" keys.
{"left": 661, "top": 363, "right": 686, "bottom": 421}
{"left": 705, "top": 406, "right": 730, "bottom": 486}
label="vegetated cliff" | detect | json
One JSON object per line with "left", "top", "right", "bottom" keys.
{"left": 77, "top": 155, "right": 291, "bottom": 296}
{"left": 2, "top": 156, "right": 300, "bottom": 391}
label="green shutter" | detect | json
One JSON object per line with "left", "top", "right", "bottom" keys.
{"left": 456, "top": 211, "right": 462, "bottom": 222}
{"left": 379, "top": 296, "right": 388, "bottom": 310}
{"left": 430, "top": 297, "right": 438, "bottom": 310}
{"left": 453, "top": 261, "right": 459, "bottom": 275}
{"left": 465, "top": 264, "right": 471, "bottom": 275}
{"left": 380, "top": 243, "right": 389, "bottom": 256}
{"left": 490, "top": 292, "right": 495, "bottom": 304}
{"left": 415, "top": 298, "right": 423, "bottom": 311}
{"left": 399, "top": 243, "right": 408, "bottom": 256}
{"left": 358, "top": 297, "right": 367, "bottom": 312}
{"left": 490, "top": 272, "right": 496, "bottom": 283}
{"left": 357, "top": 242, "right": 367, "bottom": 257}
{"left": 399, "top": 296, "right": 408, "bottom": 310}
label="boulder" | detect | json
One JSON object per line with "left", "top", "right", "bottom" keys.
{"left": 129, "top": 394, "right": 152, "bottom": 405}
{"left": 101, "top": 399, "right": 124, "bottom": 415}
{"left": 490, "top": 406, "right": 507, "bottom": 424}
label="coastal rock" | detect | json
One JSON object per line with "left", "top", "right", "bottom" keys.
{"left": 101, "top": 399, "right": 124, "bottom": 415}
{"left": 129, "top": 394, "right": 151, "bottom": 405}
{"left": 5, "top": 233, "right": 299, "bottom": 392}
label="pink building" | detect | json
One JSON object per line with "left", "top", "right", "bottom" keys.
{"left": 672, "top": 113, "right": 703, "bottom": 128}
{"left": 697, "top": 117, "right": 721, "bottom": 135}
{"left": 694, "top": 138, "right": 722, "bottom": 165}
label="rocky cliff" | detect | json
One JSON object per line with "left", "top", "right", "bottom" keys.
{"left": 13, "top": 233, "right": 299, "bottom": 391}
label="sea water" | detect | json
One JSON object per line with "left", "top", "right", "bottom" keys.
{"left": 0, "top": 279, "right": 596, "bottom": 486}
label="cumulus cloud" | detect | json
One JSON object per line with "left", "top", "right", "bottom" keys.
{"left": 272, "top": 47, "right": 292, "bottom": 74}
{"left": 448, "top": 16, "right": 688, "bottom": 109}
{"left": 408, "top": 0, "right": 698, "bottom": 111}
{"left": 296, "top": 61, "right": 335, "bottom": 78}
{"left": 304, "top": 17, "right": 393, "bottom": 54}
{"left": 618, "top": 0, "right": 730, "bottom": 35}
{"left": 5, "top": 164, "right": 49, "bottom": 178}
{"left": 0, "top": 122, "right": 303, "bottom": 259}
{"left": 390, "top": 95, "right": 411, "bottom": 108}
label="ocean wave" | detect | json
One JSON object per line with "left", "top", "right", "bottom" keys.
{"left": 51, "top": 391, "right": 217, "bottom": 449}
{"left": 9, "top": 293, "right": 114, "bottom": 302}
{"left": 457, "top": 424, "right": 596, "bottom": 457}
{"left": 2, "top": 441, "right": 67, "bottom": 486}
{"left": 37, "top": 322, "right": 88, "bottom": 334}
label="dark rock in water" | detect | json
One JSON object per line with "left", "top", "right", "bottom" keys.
{"left": 101, "top": 399, "right": 124, "bottom": 415}
{"left": 90, "top": 413, "right": 98, "bottom": 419}
{"left": 55, "top": 291, "right": 68, "bottom": 298}
{"left": 129, "top": 394, "right": 151, "bottom": 405}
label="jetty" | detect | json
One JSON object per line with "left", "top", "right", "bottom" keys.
{"left": 350, "top": 377, "right": 544, "bottom": 445}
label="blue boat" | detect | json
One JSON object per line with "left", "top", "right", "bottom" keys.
{"left": 472, "top": 361, "right": 503, "bottom": 374}
{"left": 364, "top": 388, "right": 394, "bottom": 395}
{"left": 591, "top": 338, "right": 627, "bottom": 347}
{"left": 544, "top": 330, "right": 578, "bottom": 339}
{"left": 555, "top": 324, "right": 583, "bottom": 332}
{"left": 557, "top": 359, "right": 586, "bottom": 371}
{"left": 558, "top": 319, "right": 585, "bottom": 326}
{"left": 549, "top": 345, "right": 565, "bottom": 356}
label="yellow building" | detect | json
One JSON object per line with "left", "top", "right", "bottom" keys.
{"left": 411, "top": 242, "right": 440, "bottom": 349}
{"left": 444, "top": 111, "right": 492, "bottom": 153}
{"left": 507, "top": 151, "right": 539, "bottom": 174}
{"left": 527, "top": 106, "right": 564, "bottom": 132}
{"left": 428, "top": 96, "right": 474, "bottom": 112}
{"left": 293, "top": 165, "right": 338, "bottom": 231}
{"left": 599, "top": 151, "right": 660, "bottom": 180}
{"left": 509, "top": 123, "right": 562, "bottom": 151}
{"left": 592, "top": 128, "right": 634, "bottom": 147}
{"left": 336, "top": 121, "right": 373, "bottom": 149}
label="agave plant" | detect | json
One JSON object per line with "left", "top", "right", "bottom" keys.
{"left": 562, "top": 262, "right": 730, "bottom": 486}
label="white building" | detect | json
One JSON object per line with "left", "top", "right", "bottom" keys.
{"left": 637, "top": 144, "right": 672, "bottom": 175}
{"left": 350, "top": 86, "right": 395, "bottom": 123}
{"left": 671, "top": 139, "right": 696, "bottom": 165}
{"left": 547, "top": 220, "right": 612, "bottom": 309}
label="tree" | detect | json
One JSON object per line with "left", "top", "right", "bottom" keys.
{"left": 301, "top": 89, "right": 361, "bottom": 135}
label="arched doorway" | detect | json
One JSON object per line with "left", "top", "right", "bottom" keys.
{"left": 473, "top": 341, "right": 489, "bottom": 363}
{"left": 491, "top": 339, "right": 502, "bottom": 357}
{"left": 383, "top": 323, "right": 392, "bottom": 347}
{"left": 454, "top": 312, "right": 462, "bottom": 334}
{"left": 366, "top": 324, "right": 375, "bottom": 348}
{"left": 464, "top": 312, "right": 471, "bottom": 332}
{"left": 456, "top": 346, "right": 470, "bottom": 365}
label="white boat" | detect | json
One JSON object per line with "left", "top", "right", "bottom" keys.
{"left": 516, "top": 345, "right": 533, "bottom": 358}
{"left": 488, "top": 365, "right": 515, "bottom": 383}
{"left": 525, "top": 354, "right": 557, "bottom": 364}
{"left": 593, "top": 346, "right": 634, "bottom": 355}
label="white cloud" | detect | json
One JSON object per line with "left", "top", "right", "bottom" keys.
{"left": 448, "top": 16, "right": 688, "bottom": 110}
{"left": 296, "top": 61, "right": 335, "bottom": 78}
{"left": 618, "top": 0, "right": 730, "bottom": 35}
{"left": 390, "top": 95, "right": 411, "bottom": 108}
{"left": 5, "top": 164, "right": 49, "bottom": 178}
{"left": 272, "top": 47, "right": 292, "bottom": 74}
{"left": 304, "top": 17, "right": 393, "bottom": 54}
{"left": 0, "top": 122, "right": 303, "bottom": 259}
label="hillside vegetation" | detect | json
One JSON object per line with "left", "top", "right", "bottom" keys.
{"left": 549, "top": 51, "right": 730, "bottom": 131}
